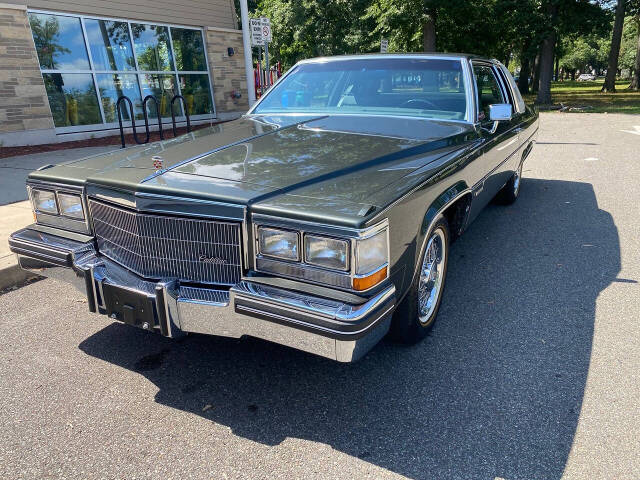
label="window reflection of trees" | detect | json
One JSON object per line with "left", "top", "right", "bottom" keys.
{"left": 29, "top": 12, "right": 215, "bottom": 127}
{"left": 132, "top": 24, "right": 174, "bottom": 72}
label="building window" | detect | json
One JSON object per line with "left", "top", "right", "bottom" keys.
{"left": 132, "top": 24, "right": 174, "bottom": 72}
{"left": 84, "top": 20, "right": 135, "bottom": 72}
{"left": 28, "top": 10, "right": 215, "bottom": 131}
{"left": 42, "top": 73, "right": 101, "bottom": 127}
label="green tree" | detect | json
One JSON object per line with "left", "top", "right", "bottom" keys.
{"left": 560, "top": 34, "right": 609, "bottom": 77}
{"left": 536, "top": 0, "right": 610, "bottom": 104}
{"left": 255, "top": 0, "right": 376, "bottom": 69}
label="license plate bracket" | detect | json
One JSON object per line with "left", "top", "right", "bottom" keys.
{"left": 102, "top": 283, "right": 156, "bottom": 328}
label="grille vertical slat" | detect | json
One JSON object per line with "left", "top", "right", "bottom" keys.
{"left": 89, "top": 200, "right": 242, "bottom": 285}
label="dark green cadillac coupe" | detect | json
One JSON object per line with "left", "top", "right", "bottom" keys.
{"left": 10, "top": 54, "right": 538, "bottom": 362}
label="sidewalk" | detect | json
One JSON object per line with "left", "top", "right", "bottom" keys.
{"left": 0, "top": 146, "right": 116, "bottom": 205}
{"left": 0, "top": 145, "right": 118, "bottom": 290}
{"left": 0, "top": 201, "right": 35, "bottom": 291}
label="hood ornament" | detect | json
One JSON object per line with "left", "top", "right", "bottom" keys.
{"left": 151, "top": 155, "right": 164, "bottom": 170}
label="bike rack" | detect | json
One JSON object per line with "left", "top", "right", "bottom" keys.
{"left": 116, "top": 94, "right": 192, "bottom": 148}
{"left": 170, "top": 95, "right": 191, "bottom": 138}
{"left": 116, "top": 96, "right": 149, "bottom": 148}
{"left": 143, "top": 95, "right": 164, "bottom": 141}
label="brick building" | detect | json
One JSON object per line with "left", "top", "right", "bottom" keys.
{"left": 0, "top": 1, "right": 249, "bottom": 147}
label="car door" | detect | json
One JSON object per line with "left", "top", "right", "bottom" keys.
{"left": 467, "top": 61, "right": 521, "bottom": 223}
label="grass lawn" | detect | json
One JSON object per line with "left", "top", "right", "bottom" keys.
{"left": 523, "top": 80, "right": 640, "bottom": 114}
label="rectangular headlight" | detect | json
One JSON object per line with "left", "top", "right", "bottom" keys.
{"left": 57, "top": 193, "right": 85, "bottom": 220}
{"left": 355, "top": 229, "right": 388, "bottom": 275}
{"left": 31, "top": 188, "right": 58, "bottom": 215}
{"left": 258, "top": 227, "right": 299, "bottom": 261}
{"left": 304, "top": 235, "right": 349, "bottom": 271}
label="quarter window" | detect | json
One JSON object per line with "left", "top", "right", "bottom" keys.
{"left": 28, "top": 11, "right": 215, "bottom": 130}
{"left": 473, "top": 64, "right": 504, "bottom": 121}
{"left": 500, "top": 65, "right": 526, "bottom": 113}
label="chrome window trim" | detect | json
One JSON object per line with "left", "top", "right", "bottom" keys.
{"left": 496, "top": 63, "right": 526, "bottom": 114}
{"left": 246, "top": 112, "right": 473, "bottom": 125}
{"left": 248, "top": 56, "right": 474, "bottom": 123}
{"left": 470, "top": 59, "right": 513, "bottom": 122}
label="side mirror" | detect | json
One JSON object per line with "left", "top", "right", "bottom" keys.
{"left": 489, "top": 103, "right": 513, "bottom": 122}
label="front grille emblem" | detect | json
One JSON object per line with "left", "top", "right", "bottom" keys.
{"left": 198, "top": 255, "right": 228, "bottom": 265}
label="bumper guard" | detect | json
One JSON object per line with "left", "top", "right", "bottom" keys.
{"left": 9, "top": 228, "right": 395, "bottom": 362}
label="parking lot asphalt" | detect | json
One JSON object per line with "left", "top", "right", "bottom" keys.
{"left": 0, "top": 113, "right": 638, "bottom": 480}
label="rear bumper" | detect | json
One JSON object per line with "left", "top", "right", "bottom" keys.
{"left": 9, "top": 228, "right": 395, "bottom": 362}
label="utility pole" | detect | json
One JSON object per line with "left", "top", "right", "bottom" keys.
{"left": 264, "top": 42, "right": 270, "bottom": 88}
{"left": 239, "top": 0, "right": 256, "bottom": 106}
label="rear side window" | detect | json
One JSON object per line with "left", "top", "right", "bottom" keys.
{"left": 499, "top": 65, "right": 526, "bottom": 113}
{"left": 472, "top": 64, "right": 504, "bottom": 121}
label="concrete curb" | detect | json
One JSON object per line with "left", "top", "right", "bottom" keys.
{"left": 0, "top": 256, "right": 39, "bottom": 292}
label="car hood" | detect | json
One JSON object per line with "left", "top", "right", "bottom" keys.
{"left": 30, "top": 115, "right": 477, "bottom": 223}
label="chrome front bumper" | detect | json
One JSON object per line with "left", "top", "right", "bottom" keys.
{"left": 9, "top": 228, "right": 395, "bottom": 362}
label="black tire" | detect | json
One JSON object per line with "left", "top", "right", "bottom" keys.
{"left": 494, "top": 161, "right": 523, "bottom": 205}
{"left": 389, "top": 215, "right": 450, "bottom": 344}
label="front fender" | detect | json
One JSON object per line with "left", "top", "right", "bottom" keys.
{"left": 420, "top": 180, "right": 470, "bottom": 238}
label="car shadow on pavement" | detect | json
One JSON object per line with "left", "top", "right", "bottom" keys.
{"left": 79, "top": 177, "right": 620, "bottom": 480}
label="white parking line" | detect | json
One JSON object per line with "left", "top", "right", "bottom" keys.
{"left": 620, "top": 125, "right": 640, "bottom": 135}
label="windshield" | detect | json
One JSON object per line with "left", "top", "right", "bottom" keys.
{"left": 252, "top": 57, "right": 468, "bottom": 121}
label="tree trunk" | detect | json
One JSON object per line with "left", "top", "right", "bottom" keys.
{"left": 571, "top": 69, "right": 576, "bottom": 81}
{"left": 554, "top": 54, "right": 560, "bottom": 81}
{"left": 532, "top": 50, "right": 541, "bottom": 93}
{"left": 536, "top": 29, "right": 556, "bottom": 104}
{"left": 518, "top": 55, "right": 531, "bottom": 94}
{"left": 631, "top": 17, "right": 640, "bottom": 90}
{"left": 422, "top": 11, "right": 436, "bottom": 52}
{"left": 536, "top": 3, "right": 559, "bottom": 105}
{"left": 602, "top": 0, "right": 626, "bottom": 92}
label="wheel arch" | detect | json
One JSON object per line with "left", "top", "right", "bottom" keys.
{"left": 396, "top": 182, "right": 472, "bottom": 306}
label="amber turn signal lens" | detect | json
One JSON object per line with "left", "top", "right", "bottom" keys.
{"left": 352, "top": 266, "right": 387, "bottom": 291}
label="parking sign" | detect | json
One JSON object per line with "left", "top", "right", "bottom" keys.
{"left": 250, "top": 18, "right": 263, "bottom": 46}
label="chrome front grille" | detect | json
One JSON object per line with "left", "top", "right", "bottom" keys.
{"left": 89, "top": 200, "right": 242, "bottom": 285}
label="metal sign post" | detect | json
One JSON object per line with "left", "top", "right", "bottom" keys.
{"left": 250, "top": 17, "right": 272, "bottom": 94}
{"left": 239, "top": 0, "right": 256, "bottom": 106}
{"left": 260, "top": 18, "right": 272, "bottom": 87}
{"left": 250, "top": 18, "right": 264, "bottom": 96}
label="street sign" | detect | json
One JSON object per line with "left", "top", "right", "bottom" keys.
{"left": 380, "top": 38, "right": 389, "bottom": 53}
{"left": 250, "top": 18, "right": 263, "bottom": 46}
{"left": 260, "top": 17, "right": 272, "bottom": 42}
